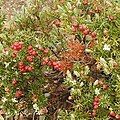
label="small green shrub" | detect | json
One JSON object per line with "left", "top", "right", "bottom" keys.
{"left": 0, "top": 0, "right": 120, "bottom": 119}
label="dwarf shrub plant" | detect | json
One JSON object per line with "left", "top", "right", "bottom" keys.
{"left": 0, "top": 0, "right": 120, "bottom": 119}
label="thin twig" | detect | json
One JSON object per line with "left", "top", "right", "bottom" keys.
{"left": 48, "top": 47, "right": 60, "bottom": 59}
{"left": 32, "top": 111, "right": 36, "bottom": 120}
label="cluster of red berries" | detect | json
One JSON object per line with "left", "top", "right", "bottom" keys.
{"left": 16, "top": 45, "right": 49, "bottom": 72}
{"left": 26, "top": 45, "right": 42, "bottom": 62}
{"left": 18, "top": 61, "right": 33, "bottom": 72}
{"left": 38, "top": 47, "right": 49, "bottom": 54}
{"left": 11, "top": 41, "right": 23, "bottom": 58}
{"left": 27, "top": 45, "right": 49, "bottom": 62}
{"left": 11, "top": 41, "right": 23, "bottom": 51}
{"left": 91, "top": 96, "right": 100, "bottom": 117}
{"left": 26, "top": 55, "right": 34, "bottom": 62}
{"left": 28, "top": 45, "right": 37, "bottom": 56}
{"left": 42, "top": 58, "right": 61, "bottom": 71}
{"left": 15, "top": 89, "right": 24, "bottom": 98}
{"left": 72, "top": 23, "right": 97, "bottom": 39}
{"left": 109, "top": 111, "right": 120, "bottom": 120}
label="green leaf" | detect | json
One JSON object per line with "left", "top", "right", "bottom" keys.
{"left": 84, "top": 66, "right": 90, "bottom": 75}
{"left": 66, "top": 70, "right": 72, "bottom": 79}
{"left": 100, "top": 57, "right": 110, "bottom": 75}
{"left": 73, "top": 71, "right": 80, "bottom": 77}
{"left": 0, "top": 42, "right": 3, "bottom": 51}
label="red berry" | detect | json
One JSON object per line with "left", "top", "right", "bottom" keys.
{"left": 25, "top": 66, "right": 29, "bottom": 71}
{"left": 93, "top": 102, "right": 99, "bottom": 106}
{"left": 42, "top": 61, "right": 47, "bottom": 65}
{"left": 15, "top": 90, "right": 23, "bottom": 98}
{"left": 27, "top": 66, "right": 33, "bottom": 72}
{"left": 11, "top": 42, "right": 23, "bottom": 51}
{"left": 18, "top": 62, "right": 26, "bottom": 72}
{"left": 31, "top": 50, "right": 37, "bottom": 56}
{"left": 20, "top": 68, "right": 26, "bottom": 72}
{"left": 26, "top": 56, "right": 34, "bottom": 62}
{"left": 79, "top": 25, "right": 83, "bottom": 31}
{"left": 93, "top": 105, "right": 99, "bottom": 110}
{"left": 18, "top": 61, "right": 24, "bottom": 66}
{"left": 47, "top": 61, "right": 52, "bottom": 66}
{"left": 79, "top": 24, "right": 87, "bottom": 32}
{"left": 72, "top": 22, "right": 79, "bottom": 28}
{"left": 43, "top": 48, "right": 49, "bottom": 54}
{"left": 109, "top": 111, "right": 116, "bottom": 117}
{"left": 54, "top": 65, "right": 59, "bottom": 70}
{"left": 28, "top": 49, "right": 33, "bottom": 55}
{"left": 83, "top": 29, "right": 90, "bottom": 36}
{"left": 53, "top": 62, "right": 61, "bottom": 70}
{"left": 94, "top": 96, "right": 100, "bottom": 102}
{"left": 91, "top": 32, "right": 97, "bottom": 38}
{"left": 42, "top": 58, "right": 49, "bottom": 65}
{"left": 92, "top": 110, "right": 96, "bottom": 117}
{"left": 52, "top": 61, "right": 57, "bottom": 66}
{"left": 11, "top": 45, "right": 15, "bottom": 50}
{"left": 18, "top": 65, "right": 24, "bottom": 69}
{"left": 71, "top": 26, "right": 77, "bottom": 32}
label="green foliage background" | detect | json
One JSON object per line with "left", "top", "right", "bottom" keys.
{"left": 0, "top": 0, "right": 120, "bottom": 119}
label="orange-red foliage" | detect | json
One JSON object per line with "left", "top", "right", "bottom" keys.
{"left": 62, "top": 40, "right": 85, "bottom": 61}
{"left": 59, "top": 59, "right": 73, "bottom": 72}
{"left": 58, "top": 40, "right": 85, "bottom": 72}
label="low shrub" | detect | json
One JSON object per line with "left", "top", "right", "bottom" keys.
{"left": 0, "top": 0, "right": 120, "bottom": 119}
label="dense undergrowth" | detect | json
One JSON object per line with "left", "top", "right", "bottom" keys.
{"left": 0, "top": 0, "right": 120, "bottom": 120}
